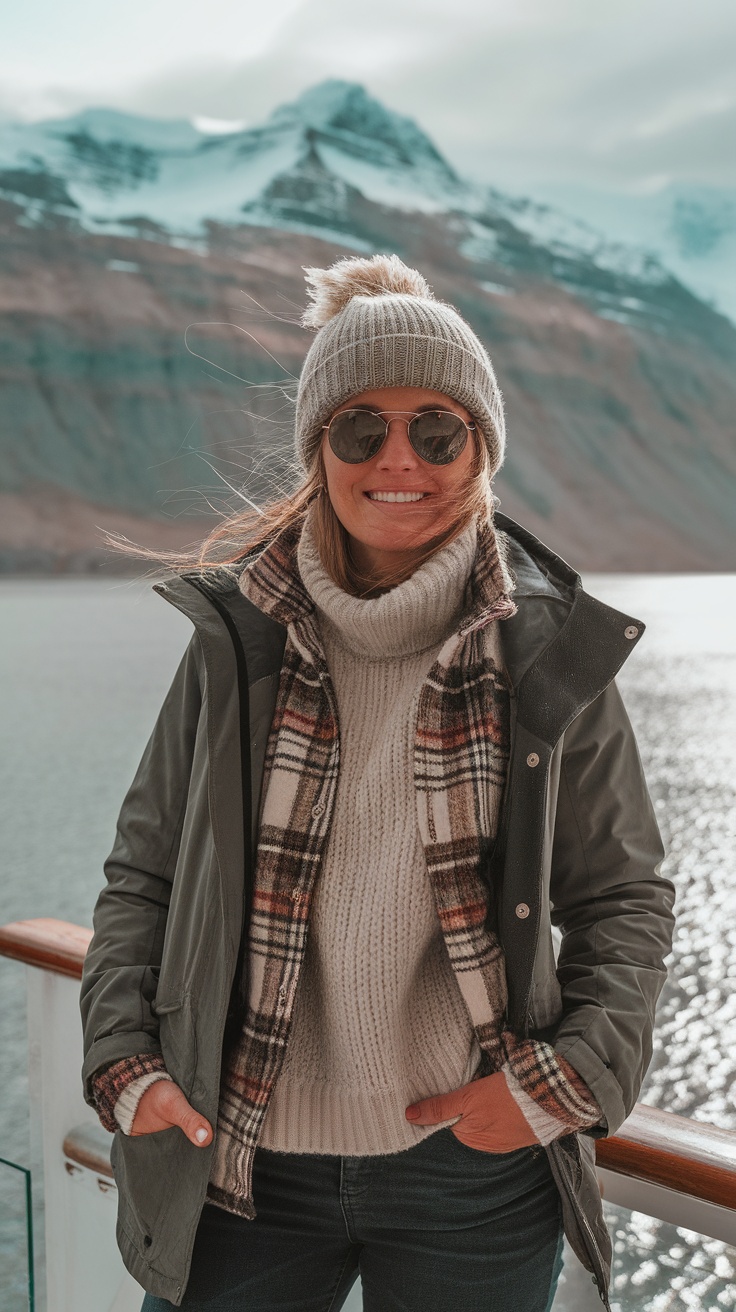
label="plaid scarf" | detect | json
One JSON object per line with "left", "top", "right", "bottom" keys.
{"left": 204, "top": 512, "right": 601, "bottom": 1217}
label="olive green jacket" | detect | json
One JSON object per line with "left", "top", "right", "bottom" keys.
{"left": 80, "top": 514, "right": 676, "bottom": 1308}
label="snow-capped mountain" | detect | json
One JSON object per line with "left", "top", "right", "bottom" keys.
{"left": 1, "top": 80, "right": 734, "bottom": 573}
{"left": 5, "top": 82, "right": 731, "bottom": 325}
{"left": 0, "top": 80, "right": 678, "bottom": 297}
{"left": 0, "top": 83, "right": 458, "bottom": 234}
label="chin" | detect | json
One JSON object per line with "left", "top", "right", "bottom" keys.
{"left": 358, "top": 526, "right": 437, "bottom": 553}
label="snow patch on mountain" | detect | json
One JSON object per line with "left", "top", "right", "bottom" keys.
{"left": 522, "top": 180, "right": 736, "bottom": 322}
{"left": 316, "top": 141, "right": 452, "bottom": 215}
{"left": 48, "top": 107, "right": 204, "bottom": 151}
{"left": 492, "top": 191, "right": 670, "bottom": 286}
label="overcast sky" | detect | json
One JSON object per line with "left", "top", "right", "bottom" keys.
{"left": 2, "top": 0, "right": 734, "bottom": 193}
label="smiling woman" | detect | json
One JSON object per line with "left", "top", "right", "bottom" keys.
{"left": 80, "top": 252, "right": 675, "bottom": 1312}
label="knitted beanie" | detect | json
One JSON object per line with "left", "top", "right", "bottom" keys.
{"left": 294, "top": 254, "right": 506, "bottom": 476}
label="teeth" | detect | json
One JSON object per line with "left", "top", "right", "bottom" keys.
{"left": 367, "top": 491, "right": 428, "bottom": 502}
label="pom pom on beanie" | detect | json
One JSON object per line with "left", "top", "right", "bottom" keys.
{"left": 302, "top": 254, "right": 434, "bottom": 329}
{"left": 294, "top": 253, "right": 506, "bottom": 477}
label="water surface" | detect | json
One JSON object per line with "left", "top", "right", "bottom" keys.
{"left": 1, "top": 573, "right": 734, "bottom": 1311}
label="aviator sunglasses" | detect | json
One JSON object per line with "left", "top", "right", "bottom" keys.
{"left": 323, "top": 408, "right": 475, "bottom": 466}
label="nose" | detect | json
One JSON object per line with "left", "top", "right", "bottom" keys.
{"left": 375, "top": 417, "right": 420, "bottom": 470}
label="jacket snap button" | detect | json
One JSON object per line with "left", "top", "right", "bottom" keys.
{"left": 624, "top": 625, "right": 639, "bottom": 640}
{"left": 515, "top": 903, "right": 530, "bottom": 919}
{"left": 526, "top": 752, "right": 540, "bottom": 768}
{"left": 311, "top": 801, "right": 325, "bottom": 818}
{"left": 143, "top": 1235, "right": 153, "bottom": 1248}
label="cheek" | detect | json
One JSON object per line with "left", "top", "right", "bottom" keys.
{"left": 324, "top": 459, "right": 351, "bottom": 505}
{"left": 322, "top": 447, "right": 362, "bottom": 518}
{"left": 324, "top": 443, "right": 362, "bottom": 498}
{"left": 437, "top": 453, "right": 474, "bottom": 498}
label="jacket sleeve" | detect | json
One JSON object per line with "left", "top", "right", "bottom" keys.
{"left": 79, "top": 632, "right": 203, "bottom": 1108}
{"left": 547, "top": 678, "right": 676, "bottom": 1139}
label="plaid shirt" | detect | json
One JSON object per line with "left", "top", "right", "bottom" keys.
{"left": 94, "top": 514, "right": 602, "bottom": 1210}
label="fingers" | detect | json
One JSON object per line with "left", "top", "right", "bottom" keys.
{"left": 405, "top": 1073, "right": 539, "bottom": 1151}
{"left": 133, "top": 1080, "right": 213, "bottom": 1146}
{"left": 406, "top": 1087, "right": 465, "bottom": 1125}
{"left": 165, "top": 1084, "right": 213, "bottom": 1146}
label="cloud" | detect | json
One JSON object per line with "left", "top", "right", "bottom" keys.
{"left": 2, "top": 0, "right": 734, "bottom": 191}
{"left": 378, "top": 2, "right": 736, "bottom": 189}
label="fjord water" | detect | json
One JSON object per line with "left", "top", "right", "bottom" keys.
{"left": 0, "top": 573, "right": 734, "bottom": 1311}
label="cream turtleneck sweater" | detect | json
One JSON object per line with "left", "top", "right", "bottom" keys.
{"left": 257, "top": 516, "right": 487, "bottom": 1155}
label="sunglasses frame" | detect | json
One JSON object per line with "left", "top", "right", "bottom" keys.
{"left": 322, "top": 408, "right": 476, "bottom": 465}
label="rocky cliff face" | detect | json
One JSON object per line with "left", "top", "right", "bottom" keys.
{"left": 1, "top": 80, "right": 734, "bottom": 571}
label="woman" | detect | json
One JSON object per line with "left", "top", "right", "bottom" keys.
{"left": 80, "top": 254, "right": 676, "bottom": 1312}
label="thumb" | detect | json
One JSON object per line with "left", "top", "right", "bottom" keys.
{"left": 167, "top": 1085, "right": 213, "bottom": 1147}
{"left": 406, "top": 1087, "right": 465, "bottom": 1126}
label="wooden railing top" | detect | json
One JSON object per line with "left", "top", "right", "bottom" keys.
{"left": 596, "top": 1105, "right": 736, "bottom": 1210}
{"left": 0, "top": 918, "right": 92, "bottom": 979}
{"left": 3, "top": 917, "right": 736, "bottom": 1212}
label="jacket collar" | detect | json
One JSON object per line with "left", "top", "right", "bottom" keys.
{"left": 495, "top": 513, "right": 646, "bottom": 743}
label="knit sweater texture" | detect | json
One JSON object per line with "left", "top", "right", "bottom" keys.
{"left": 257, "top": 515, "right": 484, "bottom": 1153}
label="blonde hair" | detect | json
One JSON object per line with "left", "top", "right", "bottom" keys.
{"left": 104, "top": 430, "right": 495, "bottom": 600}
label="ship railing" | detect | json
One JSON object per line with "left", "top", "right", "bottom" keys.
{"left": 1, "top": 917, "right": 735, "bottom": 1312}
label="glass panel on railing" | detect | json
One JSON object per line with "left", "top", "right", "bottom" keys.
{"left": 551, "top": 1201, "right": 736, "bottom": 1311}
{"left": 0, "top": 1156, "right": 34, "bottom": 1312}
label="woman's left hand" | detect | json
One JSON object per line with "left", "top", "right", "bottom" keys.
{"left": 406, "top": 1071, "right": 540, "bottom": 1152}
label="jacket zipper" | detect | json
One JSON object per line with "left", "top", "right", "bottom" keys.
{"left": 183, "top": 577, "right": 254, "bottom": 1026}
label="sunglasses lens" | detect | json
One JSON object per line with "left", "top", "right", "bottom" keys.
{"left": 328, "top": 410, "right": 386, "bottom": 463}
{"left": 410, "top": 412, "right": 468, "bottom": 464}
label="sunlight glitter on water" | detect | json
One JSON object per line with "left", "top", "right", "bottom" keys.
{"left": 0, "top": 574, "right": 735, "bottom": 1312}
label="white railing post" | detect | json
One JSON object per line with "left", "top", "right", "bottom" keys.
{"left": 25, "top": 964, "right": 141, "bottom": 1312}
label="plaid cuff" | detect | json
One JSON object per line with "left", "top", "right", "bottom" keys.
{"left": 92, "top": 1053, "right": 169, "bottom": 1133}
{"left": 500, "top": 1031, "right": 604, "bottom": 1146}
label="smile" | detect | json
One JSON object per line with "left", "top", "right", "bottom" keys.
{"left": 365, "top": 492, "right": 430, "bottom": 502}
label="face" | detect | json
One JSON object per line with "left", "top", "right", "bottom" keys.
{"left": 321, "top": 385, "right": 478, "bottom": 579}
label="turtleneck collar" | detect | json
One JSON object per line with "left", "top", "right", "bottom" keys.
{"left": 296, "top": 505, "right": 478, "bottom": 660}
{"left": 238, "top": 502, "right": 516, "bottom": 642}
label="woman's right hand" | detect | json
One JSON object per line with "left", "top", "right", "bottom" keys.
{"left": 130, "top": 1079, "right": 213, "bottom": 1146}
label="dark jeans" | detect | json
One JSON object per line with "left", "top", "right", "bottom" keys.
{"left": 142, "top": 1126, "right": 564, "bottom": 1311}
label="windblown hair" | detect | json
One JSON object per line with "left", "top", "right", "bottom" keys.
{"left": 102, "top": 427, "right": 495, "bottom": 599}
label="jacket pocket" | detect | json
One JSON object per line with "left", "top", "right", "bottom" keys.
{"left": 153, "top": 994, "right": 198, "bottom": 1097}
{"left": 112, "top": 1125, "right": 182, "bottom": 1262}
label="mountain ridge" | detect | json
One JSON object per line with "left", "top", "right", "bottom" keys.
{"left": 0, "top": 80, "right": 674, "bottom": 278}
{"left": 3, "top": 80, "right": 732, "bottom": 318}
{"left": 0, "top": 80, "right": 734, "bottom": 572}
